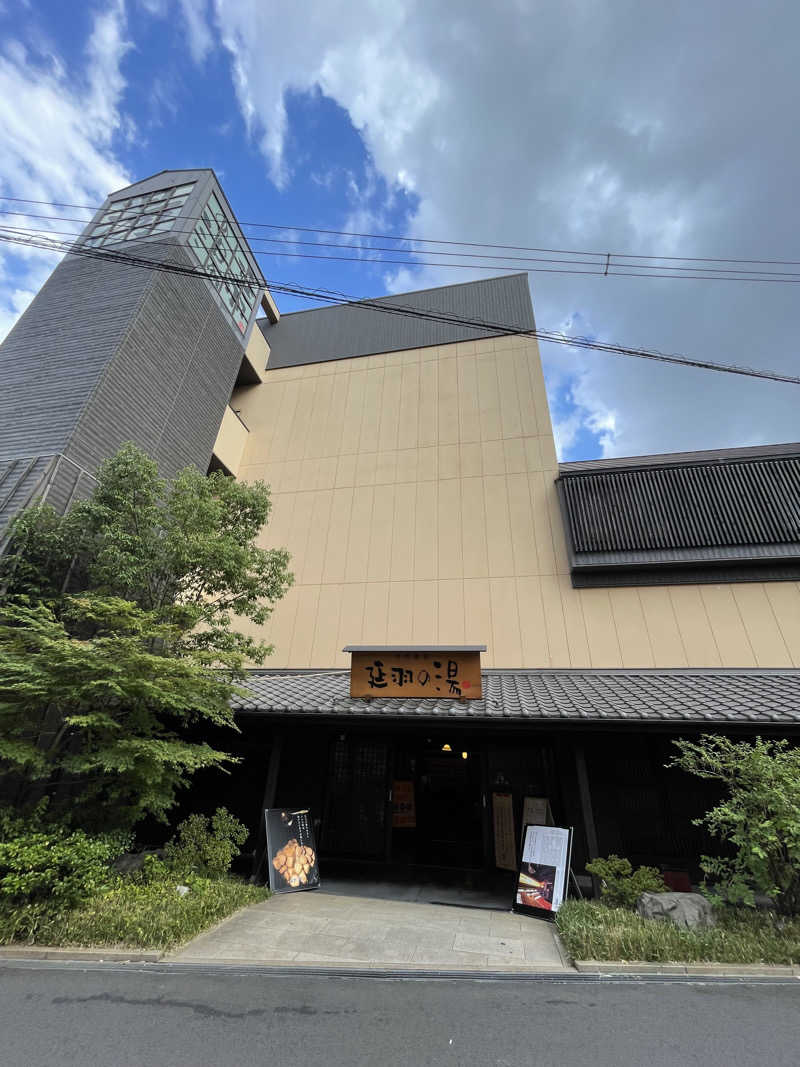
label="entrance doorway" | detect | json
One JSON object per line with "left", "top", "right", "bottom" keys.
{"left": 392, "top": 738, "right": 484, "bottom": 870}
{"left": 318, "top": 733, "right": 486, "bottom": 873}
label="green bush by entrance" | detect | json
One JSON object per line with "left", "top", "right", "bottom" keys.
{"left": 584, "top": 855, "right": 668, "bottom": 909}
{"left": 0, "top": 803, "right": 265, "bottom": 950}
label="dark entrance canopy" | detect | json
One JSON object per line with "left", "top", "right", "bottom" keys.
{"left": 233, "top": 668, "right": 800, "bottom": 725}
{"left": 228, "top": 668, "right": 800, "bottom": 888}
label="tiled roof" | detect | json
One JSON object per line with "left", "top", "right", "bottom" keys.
{"left": 233, "top": 669, "right": 800, "bottom": 725}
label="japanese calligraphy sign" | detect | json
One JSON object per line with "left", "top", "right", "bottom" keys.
{"left": 349, "top": 650, "right": 482, "bottom": 699}
{"left": 492, "top": 792, "right": 517, "bottom": 870}
{"left": 392, "top": 780, "right": 417, "bottom": 828}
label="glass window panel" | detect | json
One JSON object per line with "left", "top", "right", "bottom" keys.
{"left": 126, "top": 227, "right": 150, "bottom": 240}
{"left": 189, "top": 234, "right": 208, "bottom": 262}
{"left": 150, "top": 221, "right": 173, "bottom": 234}
{"left": 150, "top": 189, "right": 169, "bottom": 202}
{"left": 129, "top": 196, "right": 145, "bottom": 207}
{"left": 93, "top": 224, "right": 111, "bottom": 235}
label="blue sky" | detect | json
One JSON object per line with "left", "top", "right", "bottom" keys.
{"left": 0, "top": 1, "right": 421, "bottom": 314}
{"left": 2, "top": 1, "right": 799, "bottom": 461}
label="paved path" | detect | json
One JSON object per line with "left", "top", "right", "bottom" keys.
{"left": 168, "top": 882, "right": 569, "bottom": 970}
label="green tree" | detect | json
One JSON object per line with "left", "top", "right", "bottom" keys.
{"left": 0, "top": 443, "right": 292, "bottom": 829}
{"left": 670, "top": 735, "right": 800, "bottom": 915}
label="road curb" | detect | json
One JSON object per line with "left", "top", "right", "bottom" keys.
{"left": 574, "top": 959, "right": 800, "bottom": 978}
{"left": 2, "top": 958, "right": 799, "bottom": 984}
{"left": 0, "top": 946, "right": 163, "bottom": 963}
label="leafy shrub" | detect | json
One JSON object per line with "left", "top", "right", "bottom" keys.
{"left": 0, "top": 875, "right": 269, "bottom": 949}
{"left": 670, "top": 735, "right": 800, "bottom": 914}
{"left": 164, "top": 807, "right": 248, "bottom": 878}
{"left": 0, "top": 807, "right": 129, "bottom": 940}
{"left": 585, "top": 855, "right": 668, "bottom": 909}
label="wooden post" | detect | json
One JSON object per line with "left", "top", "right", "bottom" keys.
{"left": 574, "top": 745, "right": 601, "bottom": 898}
{"left": 480, "top": 744, "right": 493, "bottom": 871}
{"left": 250, "top": 727, "right": 285, "bottom": 881}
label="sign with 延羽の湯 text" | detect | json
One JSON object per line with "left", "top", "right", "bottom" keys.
{"left": 349, "top": 649, "right": 482, "bottom": 699}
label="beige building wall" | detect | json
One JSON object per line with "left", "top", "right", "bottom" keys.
{"left": 212, "top": 405, "right": 249, "bottom": 477}
{"left": 232, "top": 335, "right": 800, "bottom": 669}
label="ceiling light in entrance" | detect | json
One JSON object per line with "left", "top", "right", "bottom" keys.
{"left": 441, "top": 743, "right": 452, "bottom": 752}
{"left": 461, "top": 752, "right": 468, "bottom": 760}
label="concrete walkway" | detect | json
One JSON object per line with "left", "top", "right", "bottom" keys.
{"left": 168, "top": 880, "right": 570, "bottom": 971}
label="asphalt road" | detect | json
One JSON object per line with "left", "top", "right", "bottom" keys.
{"left": 2, "top": 962, "right": 799, "bottom": 1067}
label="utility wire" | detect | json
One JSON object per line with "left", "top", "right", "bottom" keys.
{"left": 2, "top": 227, "right": 799, "bottom": 388}
{"left": 2, "top": 195, "right": 800, "bottom": 269}
{"left": 3, "top": 218, "right": 800, "bottom": 285}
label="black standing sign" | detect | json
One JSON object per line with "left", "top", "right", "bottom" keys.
{"left": 265, "top": 808, "right": 320, "bottom": 893}
{"left": 512, "top": 824, "right": 573, "bottom": 921}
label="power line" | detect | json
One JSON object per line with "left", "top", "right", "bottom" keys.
{"left": 2, "top": 227, "right": 799, "bottom": 388}
{"left": 2, "top": 194, "right": 800, "bottom": 270}
{"left": 3, "top": 218, "right": 800, "bottom": 285}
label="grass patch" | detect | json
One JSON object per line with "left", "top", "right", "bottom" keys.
{"left": 556, "top": 899, "right": 800, "bottom": 965}
{"left": 0, "top": 876, "right": 269, "bottom": 950}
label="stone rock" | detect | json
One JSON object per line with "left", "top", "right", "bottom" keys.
{"left": 636, "top": 891, "right": 715, "bottom": 929}
{"left": 176, "top": 885, "right": 190, "bottom": 897}
{"left": 112, "top": 849, "right": 164, "bottom": 876}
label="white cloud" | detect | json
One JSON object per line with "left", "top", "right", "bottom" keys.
{"left": 178, "top": 0, "right": 214, "bottom": 64}
{"left": 188, "top": 0, "right": 800, "bottom": 457}
{"left": 0, "top": 0, "right": 131, "bottom": 342}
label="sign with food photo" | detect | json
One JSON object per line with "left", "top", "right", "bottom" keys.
{"left": 265, "top": 808, "right": 320, "bottom": 893}
{"left": 513, "top": 824, "right": 572, "bottom": 919}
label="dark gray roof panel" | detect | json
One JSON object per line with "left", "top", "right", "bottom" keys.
{"left": 232, "top": 668, "right": 800, "bottom": 725}
{"left": 560, "top": 440, "right": 800, "bottom": 474}
{"left": 259, "top": 273, "right": 534, "bottom": 369}
{"left": 556, "top": 452, "right": 800, "bottom": 578}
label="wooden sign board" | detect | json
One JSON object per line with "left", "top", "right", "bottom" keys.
{"left": 492, "top": 792, "right": 517, "bottom": 870}
{"left": 392, "top": 780, "right": 416, "bottom": 828}
{"left": 523, "top": 796, "right": 554, "bottom": 828}
{"left": 349, "top": 650, "right": 482, "bottom": 699}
